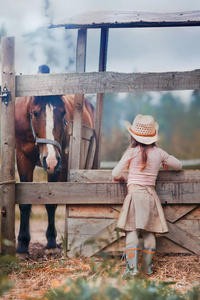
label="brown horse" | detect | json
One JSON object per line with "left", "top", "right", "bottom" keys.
{"left": 15, "top": 67, "right": 95, "bottom": 254}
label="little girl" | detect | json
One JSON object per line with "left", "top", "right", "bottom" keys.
{"left": 112, "top": 114, "right": 182, "bottom": 277}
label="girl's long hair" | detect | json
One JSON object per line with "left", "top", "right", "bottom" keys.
{"left": 128, "top": 136, "right": 157, "bottom": 171}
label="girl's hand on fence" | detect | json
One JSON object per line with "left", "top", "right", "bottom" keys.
{"left": 113, "top": 176, "right": 125, "bottom": 183}
{"left": 162, "top": 163, "right": 169, "bottom": 170}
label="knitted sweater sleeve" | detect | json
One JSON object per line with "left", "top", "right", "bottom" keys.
{"left": 112, "top": 149, "right": 132, "bottom": 179}
{"left": 160, "top": 149, "right": 182, "bottom": 170}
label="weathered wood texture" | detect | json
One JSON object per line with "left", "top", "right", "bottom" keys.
{"left": 68, "top": 122, "right": 96, "bottom": 169}
{"left": 49, "top": 10, "right": 200, "bottom": 29}
{"left": 70, "top": 169, "right": 200, "bottom": 182}
{"left": 67, "top": 202, "right": 200, "bottom": 256}
{"left": 67, "top": 28, "right": 90, "bottom": 255}
{"left": 15, "top": 170, "right": 200, "bottom": 205}
{"left": 15, "top": 69, "right": 200, "bottom": 96}
{"left": 0, "top": 37, "right": 16, "bottom": 255}
{"left": 94, "top": 27, "right": 109, "bottom": 169}
{"left": 69, "top": 220, "right": 125, "bottom": 257}
{"left": 65, "top": 169, "right": 200, "bottom": 256}
{"left": 70, "top": 28, "right": 87, "bottom": 170}
{"left": 14, "top": 181, "right": 200, "bottom": 205}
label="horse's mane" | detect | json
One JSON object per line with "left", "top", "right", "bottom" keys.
{"left": 33, "top": 95, "right": 64, "bottom": 107}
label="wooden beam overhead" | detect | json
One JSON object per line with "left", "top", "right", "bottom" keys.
{"left": 49, "top": 10, "right": 200, "bottom": 29}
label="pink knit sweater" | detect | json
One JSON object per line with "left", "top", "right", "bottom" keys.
{"left": 112, "top": 146, "right": 182, "bottom": 186}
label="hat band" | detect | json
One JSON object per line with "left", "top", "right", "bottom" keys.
{"left": 129, "top": 127, "right": 156, "bottom": 137}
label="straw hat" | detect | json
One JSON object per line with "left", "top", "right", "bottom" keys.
{"left": 124, "top": 114, "right": 158, "bottom": 145}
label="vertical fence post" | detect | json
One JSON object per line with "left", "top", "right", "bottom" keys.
{"left": 65, "top": 29, "right": 87, "bottom": 255}
{"left": 93, "top": 27, "right": 109, "bottom": 169}
{"left": 69, "top": 28, "right": 87, "bottom": 170}
{"left": 0, "top": 37, "right": 16, "bottom": 255}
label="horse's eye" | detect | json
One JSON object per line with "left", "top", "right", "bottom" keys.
{"left": 33, "top": 111, "right": 40, "bottom": 118}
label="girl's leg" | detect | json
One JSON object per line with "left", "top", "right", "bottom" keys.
{"left": 123, "top": 230, "right": 140, "bottom": 277}
{"left": 126, "top": 230, "right": 139, "bottom": 248}
{"left": 141, "top": 231, "right": 156, "bottom": 275}
{"left": 142, "top": 231, "right": 156, "bottom": 248}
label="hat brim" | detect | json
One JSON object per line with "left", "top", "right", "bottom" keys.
{"left": 124, "top": 121, "right": 158, "bottom": 145}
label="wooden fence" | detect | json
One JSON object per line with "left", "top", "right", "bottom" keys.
{"left": 1, "top": 11, "right": 200, "bottom": 256}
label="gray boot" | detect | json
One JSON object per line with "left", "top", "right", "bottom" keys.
{"left": 141, "top": 247, "right": 156, "bottom": 275}
{"left": 122, "top": 245, "right": 139, "bottom": 278}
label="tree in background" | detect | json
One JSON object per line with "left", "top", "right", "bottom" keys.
{"left": 101, "top": 91, "right": 200, "bottom": 162}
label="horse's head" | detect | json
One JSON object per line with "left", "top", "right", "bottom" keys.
{"left": 30, "top": 95, "right": 67, "bottom": 173}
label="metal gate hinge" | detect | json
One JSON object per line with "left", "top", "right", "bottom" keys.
{"left": 0, "top": 86, "right": 11, "bottom": 106}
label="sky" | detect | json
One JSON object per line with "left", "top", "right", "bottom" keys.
{"left": 0, "top": 0, "right": 200, "bottom": 102}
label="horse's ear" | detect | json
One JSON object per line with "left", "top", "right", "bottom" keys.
{"left": 38, "top": 65, "right": 50, "bottom": 74}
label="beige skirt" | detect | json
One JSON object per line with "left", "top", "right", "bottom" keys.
{"left": 116, "top": 184, "right": 169, "bottom": 234}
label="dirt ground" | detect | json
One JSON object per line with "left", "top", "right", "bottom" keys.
{"left": 1, "top": 205, "right": 200, "bottom": 299}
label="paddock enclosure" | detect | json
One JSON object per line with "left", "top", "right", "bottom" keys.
{"left": 1, "top": 10, "right": 200, "bottom": 257}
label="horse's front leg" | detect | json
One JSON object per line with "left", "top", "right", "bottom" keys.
{"left": 45, "top": 172, "right": 60, "bottom": 250}
{"left": 16, "top": 155, "right": 35, "bottom": 255}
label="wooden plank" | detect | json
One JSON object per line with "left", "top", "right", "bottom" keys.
{"left": 70, "top": 28, "right": 87, "bottom": 170}
{"left": 69, "top": 122, "right": 95, "bottom": 141}
{"left": 15, "top": 181, "right": 200, "bottom": 205}
{"left": 164, "top": 205, "right": 198, "bottom": 223}
{"left": 63, "top": 206, "right": 69, "bottom": 256}
{"left": 70, "top": 169, "right": 113, "bottom": 182}
{"left": 49, "top": 10, "right": 200, "bottom": 29}
{"left": 0, "top": 37, "right": 16, "bottom": 255}
{"left": 66, "top": 29, "right": 87, "bottom": 254}
{"left": 68, "top": 205, "right": 120, "bottom": 219}
{"left": 68, "top": 218, "right": 114, "bottom": 235}
{"left": 69, "top": 220, "right": 125, "bottom": 257}
{"left": 175, "top": 219, "right": 200, "bottom": 237}
{"left": 183, "top": 206, "right": 200, "bottom": 219}
{"left": 69, "top": 169, "right": 200, "bottom": 182}
{"left": 80, "top": 138, "right": 88, "bottom": 169}
{"left": 15, "top": 69, "right": 200, "bottom": 96}
{"left": 166, "top": 221, "right": 200, "bottom": 255}
{"left": 93, "top": 27, "right": 109, "bottom": 169}
{"left": 158, "top": 181, "right": 200, "bottom": 204}
{"left": 156, "top": 237, "right": 192, "bottom": 254}
{"left": 84, "top": 135, "right": 96, "bottom": 169}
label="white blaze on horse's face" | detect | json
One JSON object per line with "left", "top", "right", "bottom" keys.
{"left": 45, "top": 104, "right": 57, "bottom": 173}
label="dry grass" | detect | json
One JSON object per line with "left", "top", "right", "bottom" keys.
{"left": 2, "top": 205, "right": 199, "bottom": 299}
{"left": 1, "top": 243, "right": 200, "bottom": 300}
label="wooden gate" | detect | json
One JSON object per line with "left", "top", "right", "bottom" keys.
{"left": 67, "top": 170, "right": 200, "bottom": 257}
{"left": 1, "top": 10, "right": 200, "bottom": 256}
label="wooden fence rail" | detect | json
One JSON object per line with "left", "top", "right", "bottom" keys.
{"left": 15, "top": 69, "right": 200, "bottom": 96}
{"left": 15, "top": 170, "right": 200, "bottom": 205}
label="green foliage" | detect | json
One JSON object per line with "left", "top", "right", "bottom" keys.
{"left": 0, "top": 237, "right": 15, "bottom": 297}
{"left": 42, "top": 276, "right": 200, "bottom": 300}
{"left": 0, "top": 274, "right": 13, "bottom": 297}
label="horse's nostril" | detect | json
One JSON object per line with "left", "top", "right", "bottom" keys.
{"left": 43, "top": 156, "right": 50, "bottom": 171}
{"left": 54, "top": 156, "right": 62, "bottom": 172}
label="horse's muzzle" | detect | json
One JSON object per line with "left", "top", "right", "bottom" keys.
{"left": 42, "top": 155, "right": 62, "bottom": 173}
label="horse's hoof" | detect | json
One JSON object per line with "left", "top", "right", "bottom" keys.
{"left": 45, "top": 237, "right": 57, "bottom": 249}
{"left": 45, "top": 241, "right": 61, "bottom": 255}
{"left": 45, "top": 247, "right": 61, "bottom": 255}
{"left": 16, "top": 244, "right": 29, "bottom": 260}
{"left": 16, "top": 244, "right": 29, "bottom": 254}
